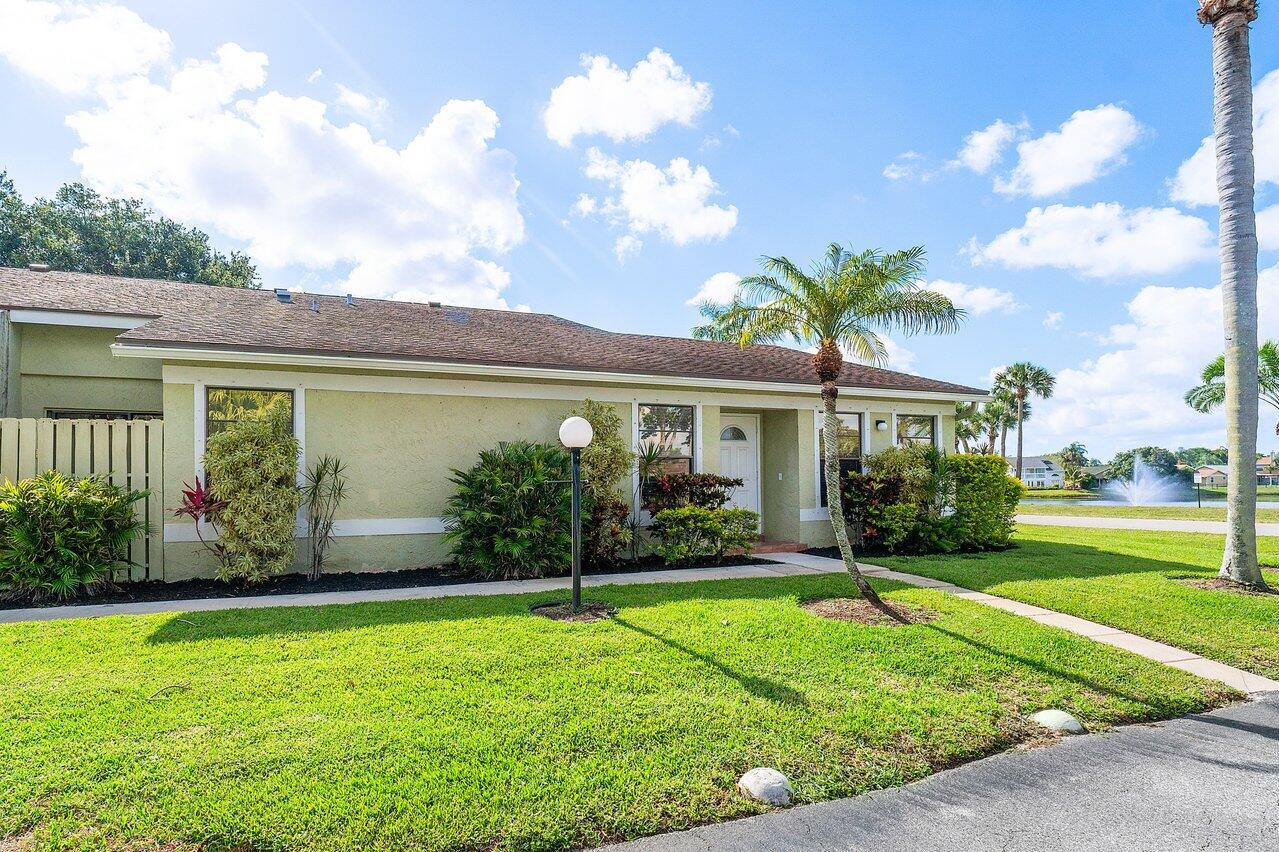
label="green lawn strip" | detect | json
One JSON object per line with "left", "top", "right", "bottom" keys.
{"left": 1017, "top": 503, "right": 1279, "bottom": 522}
{"left": 1199, "top": 485, "right": 1279, "bottom": 499}
{"left": 867, "top": 527, "right": 1279, "bottom": 679}
{"left": 1021, "top": 489, "right": 1102, "bottom": 500}
{"left": 0, "top": 574, "right": 1231, "bottom": 851}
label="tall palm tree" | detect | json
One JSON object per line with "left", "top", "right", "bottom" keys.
{"left": 954, "top": 401, "right": 981, "bottom": 453}
{"left": 1199, "top": 0, "right": 1263, "bottom": 587}
{"left": 978, "top": 400, "right": 1011, "bottom": 455}
{"left": 694, "top": 244, "right": 962, "bottom": 615}
{"left": 993, "top": 363, "right": 1055, "bottom": 480}
{"left": 1186, "top": 341, "right": 1279, "bottom": 433}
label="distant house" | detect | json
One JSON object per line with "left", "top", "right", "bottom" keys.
{"left": 1193, "top": 465, "right": 1229, "bottom": 487}
{"left": 1006, "top": 456, "right": 1063, "bottom": 488}
{"left": 1082, "top": 464, "right": 1113, "bottom": 486}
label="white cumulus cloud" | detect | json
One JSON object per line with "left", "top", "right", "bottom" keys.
{"left": 581, "top": 147, "right": 737, "bottom": 257}
{"left": 1260, "top": 204, "right": 1279, "bottom": 251}
{"left": 1171, "top": 69, "right": 1279, "bottom": 206}
{"left": 0, "top": 0, "right": 171, "bottom": 94}
{"left": 334, "top": 83, "right": 387, "bottom": 123}
{"left": 1029, "top": 265, "right": 1279, "bottom": 458}
{"left": 928, "top": 279, "right": 1021, "bottom": 316}
{"left": 995, "top": 105, "right": 1142, "bottom": 197}
{"left": 950, "top": 119, "right": 1025, "bottom": 174}
{"left": 969, "top": 202, "right": 1215, "bottom": 278}
{"left": 4, "top": 6, "right": 529, "bottom": 309}
{"left": 543, "top": 48, "right": 711, "bottom": 147}
{"left": 686, "top": 271, "right": 740, "bottom": 305}
{"left": 1042, "top": 310, "right": 1064, "bottom": 329}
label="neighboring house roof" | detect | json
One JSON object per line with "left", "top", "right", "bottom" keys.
{"left": 1006, "top": 456, "right": 1059, "bottom": 471}
{"left": 1197, "top": 465, "right": 1229, "bottom": 474}
{"left": 0, "top": 266, "right": 987, "bottom": 397}
{"left": 1081, "top": 465, "right": 1111, "bottom": 476}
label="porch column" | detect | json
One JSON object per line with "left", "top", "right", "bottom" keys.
{"left": 759, "top": 408, "right": 804, "bottom": 543}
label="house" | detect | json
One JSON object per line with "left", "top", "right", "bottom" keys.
{"left": 1006, "top": 455, "right": 1063, "bottom": 488}
{"left": 1081, "top": 464, "right": 1113, "bottom": 486}
{"left": 1193, "top": 465, "right": 1229, "bottom": 487}
{"left": 0, "top": 265, "right": 986, "bottom": 580}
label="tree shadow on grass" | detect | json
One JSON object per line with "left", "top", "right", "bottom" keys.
{"left": 610, "top": 615, "right": 809, "bottom": 706}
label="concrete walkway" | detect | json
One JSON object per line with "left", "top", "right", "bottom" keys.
{"left": 5, "top": 550, "right": 1277, "bottom": 695}
{"left": 611, "top": 694, "right": 1279, "bottom": 852}
{"left": 1018, "top": 512, "right": 1279, "bottom": 535}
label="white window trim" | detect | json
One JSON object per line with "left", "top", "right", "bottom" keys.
{"left": 196, "top": 379, "right": 307, "bottom": 488}
{"left": 812, "top": 408, "right": 867, "bottom": 509}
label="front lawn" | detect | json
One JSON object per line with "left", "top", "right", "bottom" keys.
{"left": 867, "top": 527, "right": 1279, "bottom": 678}
{"left": 1018, "top": 503, "right": 1279, "bottom": 522}
{"left": 1021, "top": 488, "right": 1101, "bottom": 499}
{"left": 0, "top": 574, "right": 1232, "bottom": 851}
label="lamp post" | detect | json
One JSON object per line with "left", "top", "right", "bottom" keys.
{"left": 559, "top": 416, "right": 594, "bottom": 612}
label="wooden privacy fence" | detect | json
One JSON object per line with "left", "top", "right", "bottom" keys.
{"left": 0, "top": 418, "right": 164, "bottom": 581}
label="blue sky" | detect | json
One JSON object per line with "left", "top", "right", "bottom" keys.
{"left": 2, "top": 0, "right": 1278, "bottom": 459}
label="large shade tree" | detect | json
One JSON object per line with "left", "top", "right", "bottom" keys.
{"left": 993, "top": 363, "right": 1055, "bottom": 480}
{"left": 694, "top": 244, "right": 962, "bottom": 616}
{"left": 1199, "top": 0, "right": 1264, "bottom": 588}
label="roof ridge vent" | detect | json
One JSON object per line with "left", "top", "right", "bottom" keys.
{"left": 309, "top": 297, "right": 320, "bottom": 313}
{"left": 274, "top": 288, "right": 293, "bottom": 304}
{"left": 345, "top": 293, "right": 355, "bottom": 307}
{"left": 428, "top": 300, "right": 442, "bottom": 308}
{"left": 27, "top": 263, "right": 50, "bottom": 272}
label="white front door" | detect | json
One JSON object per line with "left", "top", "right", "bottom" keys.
{"left": 718, "top": 414, "right": 760, "bottom": 516}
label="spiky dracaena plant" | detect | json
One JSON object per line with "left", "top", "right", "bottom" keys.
{"left": 694, "top": 243, "right": 962, "bottom": 616}
{"left": 1199, "top": 0, "right": 1264, "bottom": 588}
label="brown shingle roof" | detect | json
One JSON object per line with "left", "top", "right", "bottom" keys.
{"left": 0, "top": 266, "right": 986, "bottom": 396}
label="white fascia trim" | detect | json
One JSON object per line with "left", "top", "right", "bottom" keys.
{"left": 13, "top": 309, "right": 151, "bottom": 329}
{"left": 165, "top": 516, "right": 448, "bottom": 543}
{"left": 115, "top": 343, "right": 988, "bottom": 402}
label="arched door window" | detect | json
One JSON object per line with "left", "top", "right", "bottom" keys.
{"left": 720, "top": 425, "right": 748, "bottom": 442}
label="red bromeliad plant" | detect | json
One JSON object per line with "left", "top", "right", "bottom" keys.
{"left": 174, "top": 476, "right": 229, "bottom": 568}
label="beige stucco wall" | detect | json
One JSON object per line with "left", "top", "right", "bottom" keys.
{"left": 15, "top": 324, "right": 162, "bottom": 417}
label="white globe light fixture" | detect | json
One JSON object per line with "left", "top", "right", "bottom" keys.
{"left": 559, "top": 416, "right": 594, "bottom": 449}
{"left": 559, "top": 415, "right": 594, "bottom": 611}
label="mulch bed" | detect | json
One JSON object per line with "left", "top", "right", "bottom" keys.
{"left": 529, "top": 600, "right": 617, "bottom": 623}
{"left": 1, "top": 554, "right": 780, "bottom": 611}
{"left": 1177, "top": 576, "right": 1278, "bottom": 596}
{"left": 800, "top": 596, "right": 940, "bottom": 626}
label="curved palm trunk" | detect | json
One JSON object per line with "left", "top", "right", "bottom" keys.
{"left": 815, "top": 345, "right": 902, "bottom": 620}
{"left": 1205, "top": 2, "right": 1266, "bottom": 588}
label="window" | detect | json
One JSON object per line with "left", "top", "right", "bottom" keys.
{"left": 896, "top": 414, "right": 935, "bottom": 448}
{"left": 206, "top": 387, "right": 294, "bottom": 439}
{"left": 720, "top": 425, "right": 747, "bottom": 442}
{"left": 46, "top": 409, "right": 160, "bottom": 420}
{"left": 639, "top": 404, "right": 694, "bottom": 481}
{"left": 818, "top": 412, "right": 862, "bottom": 507}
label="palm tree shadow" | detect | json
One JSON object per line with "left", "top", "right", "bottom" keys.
{"left": 611, "top": 615, "right": 809, "bottom": 707}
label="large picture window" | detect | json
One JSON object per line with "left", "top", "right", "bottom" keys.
{"left": 639, "top": 404, "right": 694, "bottom": 480}
{"left": 206, "top": 387, "right": 294, "bottom": 439}
{"left": 819, "top": 412, "right": 862, "bottom": 507}
{"left": 896, "top": 414, "right": 936, "bottom": 448}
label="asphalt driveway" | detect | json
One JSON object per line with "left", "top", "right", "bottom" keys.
{"left": 613, "top": 695, "right": 1279, "bottom": 852}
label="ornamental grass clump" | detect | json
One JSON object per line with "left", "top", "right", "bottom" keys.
{"left": 443, "top": 441, "right": 576, "bottom": 580}
{"left": 0, "top": 470, "right": 146, "bottom": 600}
{"left": 203, "top": 407, "right": 301, "bottom": 583}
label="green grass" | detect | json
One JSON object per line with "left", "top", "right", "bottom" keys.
{"left": 1021, "top": 488, "right": 1101, "bottom": 500}
{"left": 1016, "top": 503, "right": 1279, "bottom": 522}
{"left": 1199, "top": 485, "right": 1279, "bottom": 498}
{"left": 867, "top": 527, "right": 1279, "bottom": 678}
{"left": 0, "top": 574, "right": 1233, "bottom": 851}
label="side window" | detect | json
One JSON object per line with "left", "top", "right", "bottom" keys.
{"left": 206, "top": 387, "right": 294, "bottom": 443}
{"left": 818, "top": 412, "right": 862, "bottom": 507}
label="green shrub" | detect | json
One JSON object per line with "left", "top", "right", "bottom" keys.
{"left": 443, "top": 441, "right": 576, "bottom": 580}
{"left": 949, "top": 454, "right": 1022, "bottom": 549}
{"left": 0, "top": 470, "right": 146, "bottom": 599}
{"left": 204, "top": 407, "right": 301, "bottom": 583}
{"left": 568, "top": 399, "right": 634, "bottom": 565}
{"left": 865, "top": 501, "right": 916, "bottom": 553}
{"left": 643, "top": 473, "right": 742, "bottom": 514}
{"left": 651, "top": 506, "right": 759, "bottom": 565}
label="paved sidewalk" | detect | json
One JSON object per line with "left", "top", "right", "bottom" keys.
{"left": 1018, "top": 512, "right": 1279, "bottom": 535}
{"left": 7, "top": 550, "right": 1277, "bottom": 695}
{"left": 612, "top": 694, "right": 1279, "bottom": 852}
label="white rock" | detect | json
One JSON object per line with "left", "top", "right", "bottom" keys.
{"left": 737, "top": 767, "right": 792, "bottom": 806}
{"left": 1032, "top": 708, "right": 1086, "bottom": 734}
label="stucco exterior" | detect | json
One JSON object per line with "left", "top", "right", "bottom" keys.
{"left": 7, "top": 319, "right": 970, "bottom": 580}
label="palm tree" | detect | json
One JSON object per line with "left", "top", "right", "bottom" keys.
{"left": 954, "top": 402, "right": 981, "bottom": 453}
{"left": 1199, "top": 0, "right": 1263, "bottom": 588}
{"left": 976, "top": 399, "right": 1012, "bottom": 455}
{"left": 694, "top": 244, "right": 962, "bottom": 616}
{"left": 1187, "top": 341, "right": 1279, "bottom": 435}
{"left": 993, "top": 363, "right": 1055, "bottom": 480}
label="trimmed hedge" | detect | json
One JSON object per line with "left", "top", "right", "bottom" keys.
{"left": 949, "top": 454, "right": 1023, "bottom": 549}
{"left": 651, "top": 506, "right": 759, "bottom": 565}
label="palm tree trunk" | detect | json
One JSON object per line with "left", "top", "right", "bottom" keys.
{"left": 822, "top": 385, "right": 902, "bottom": 620}
{"left": 1205, "top": 2, "right": 1266, "bottom": 588}
{"left": 999, "top": 425, "right": 1008, "bottom": 460}
{"left": 1015, "top": 396, "right": 1025, "bottom": 480}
